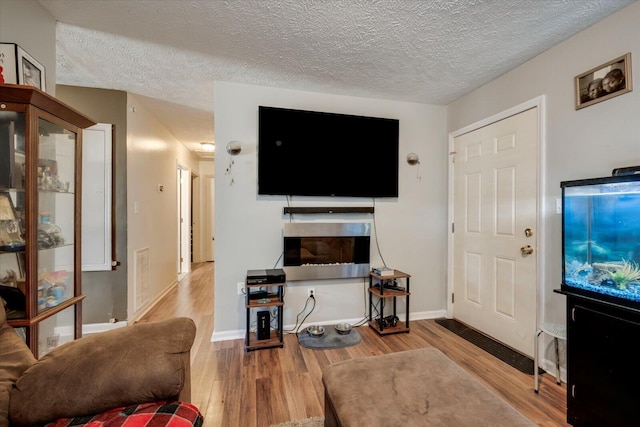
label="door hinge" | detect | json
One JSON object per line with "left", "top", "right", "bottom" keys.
{"left": 451, "top": 293, "right": 455, "bottom": 304}
{"left": 451, "top": 223, "right": 455, "bottom": 233}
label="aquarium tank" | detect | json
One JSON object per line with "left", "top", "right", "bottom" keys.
{"left": 562, "top": 174, "right": 640, "bottom": 309}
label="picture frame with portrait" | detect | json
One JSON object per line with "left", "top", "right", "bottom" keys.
{"left": 575, "top": 53, "right": 632, "bottom": 110}
{"left": 0, "top": 43, "right": 46, "bottom": 91}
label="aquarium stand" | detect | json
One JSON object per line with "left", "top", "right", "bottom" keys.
{"left": 558, "top": 289, "right": 640, "bottom": 426}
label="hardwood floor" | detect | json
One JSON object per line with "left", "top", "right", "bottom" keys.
{"left": 140, "top": 262, "right": 569, "bottom": 426}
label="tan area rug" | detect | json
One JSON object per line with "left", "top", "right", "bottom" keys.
{"left": 270, "top": 416, "right": 324, "bottom": 427}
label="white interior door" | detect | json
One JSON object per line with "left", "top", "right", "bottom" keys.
{"left": 452, "top": 107, "right": 538, "bottom": 356}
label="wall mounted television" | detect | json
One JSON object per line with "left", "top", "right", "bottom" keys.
{"left": 258, "top": 106, "right": 399, "bottom": 198}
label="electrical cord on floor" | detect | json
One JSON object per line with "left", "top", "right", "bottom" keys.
{"left": 270, "top": 306, "right": 278, "bottom": 329}
{"left": 351, "top": 316, "right": 369, "bottom": 327}
{"left": 283, "top": 294, "right": 315, "bottom": 334}
{"left": 370, "top": 298, "right": 384, "bottom": 321}
{"left": 294, "top": 294, "right": 317, "bottom": 337}
{"left": 351, "top": 277, "right": 371, "bottom": 327}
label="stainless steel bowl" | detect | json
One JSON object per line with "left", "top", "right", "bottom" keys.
{"left": 334, "top": 322, "right": 352, "bottom": 335}
{"left": 306, "top": 325, "right": 325, "bottom": 337}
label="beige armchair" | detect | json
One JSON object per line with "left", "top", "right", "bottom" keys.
{"left": 0, "top": 302, "right": 198, "bottom": 426}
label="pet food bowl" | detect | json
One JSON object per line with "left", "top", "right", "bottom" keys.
{"left": 307, "top": 325, "right": 325, "bottom": 337}
{"left": 334, "top": 322, "right": 352, "bottom": 335}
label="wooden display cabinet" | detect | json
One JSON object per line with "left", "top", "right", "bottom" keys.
{"left": 0, "top": 84, "right": 96, "bottom": 357}
{"left": 559, "top": 290, "right": 640, "bottom": 426}
{"left": 368, "top": 269, "right": 411, "bottom": 335}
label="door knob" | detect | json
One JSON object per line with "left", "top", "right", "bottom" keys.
{"left": 521, "top": 245, "right": 534, "bottom": 255}
{"left": 525, "top": 228, "right": 533, "bottom": 237}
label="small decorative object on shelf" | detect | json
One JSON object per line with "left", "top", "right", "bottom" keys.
{"left": 0, "top": 192, "right": 25, "bottom": 252}
{"left": 368, "top": 269, "right": 411, "bottom": 335}
{"left": 0, "top": 83, "right": 96, "bottom": 357}
{"left": 373, "top": 266, "right": 394, "bottom": 276}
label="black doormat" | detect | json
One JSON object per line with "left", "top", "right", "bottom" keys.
{"left": 435, "top": 318, "right": 542, "bottom": 375}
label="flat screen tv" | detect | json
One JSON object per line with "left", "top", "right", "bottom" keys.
{"left": 258, "top": 106, "right": 399, "bottom": 198}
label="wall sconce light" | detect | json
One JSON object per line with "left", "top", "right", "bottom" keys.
{"left": 226, "top": 141, "right": 242, "bottom": 155}
{"left": 406, "top": 153, "right": 420, "bottom": 165}
{"left": 406, "top": 153, "right": 421, "bottom": 180}
{"left": 201, "top": 142, "right": 215, "bottom": 152}
{"left": 225, "top": 141, "right": 242, "bottom": 186}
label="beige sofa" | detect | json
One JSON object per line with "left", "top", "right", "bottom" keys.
{"left": 0, "top": 302, "right": 197, "bottom": 426}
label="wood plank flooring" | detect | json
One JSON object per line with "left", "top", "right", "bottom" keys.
{"left": 139, "top": 262, "right": 569, "bottom": 426}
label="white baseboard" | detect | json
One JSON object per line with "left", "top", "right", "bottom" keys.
{"left": 410, "top": 309, "right": 448, "bottom": 320}
{"left": 211, "top": 329, "right": 245, "bottom": 342}
{"left": 130, "top": 279, "right": 179, "bottom": 323}
{"left": 82, "top": 321, "right": 129, "bottom": 336}
{"left": 210, "top": 309, "right": 448, "bottom": 342}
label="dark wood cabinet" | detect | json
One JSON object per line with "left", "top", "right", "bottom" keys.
{"left": 0, "top": 84, "right": 96, "bottom": 357}
{"left": 562, "top": 291, "right": 640, "bottom": 426}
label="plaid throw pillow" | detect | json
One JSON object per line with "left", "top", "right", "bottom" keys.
{"left": 45, "top": 401, "right": 203, "bottom": 427}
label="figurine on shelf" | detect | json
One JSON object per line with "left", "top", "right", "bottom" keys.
{"left": 47, "top": 282, "right": 67, "bottom": 304}
{"left": 37, "top": 286, "right": 46, "bottom": 310}
{"left": 0, "top": 222, "right": 25, "bottom": 251}
{"left": 0, "top": 269, "right": 17, "bottom": 287}
{"left": 37, "top": 159, "right": 64, "bottom": 191}
{"left": 37, "top": 222, "right": 64, "bottom": 249}
{"left": 38, "top": 270, "right": 69, "bottom": 307}
{"left": 0, "top": 194, "right": 26, "bottom": 251}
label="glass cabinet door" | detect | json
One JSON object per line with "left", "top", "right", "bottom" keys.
{"left": 37, "top": 118, "right": 76, "bottom": 314}
{"left": 37, "top": 304, "right": 75, "bottom": 358}
{"left": 0, "top": 110, "right": 27, "bottom": 320}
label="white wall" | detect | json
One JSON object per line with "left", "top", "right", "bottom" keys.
{"left": 126, "top": 94, "right": 200, "bottom": 320}
{"left": 0, "top": 0, "right": 56, "bottom": 95}
{"left": 447, "top": 2, "right": 640, "bottom": 326}
{"left": 212, "top": 82, "right": 448, "bottom": 339}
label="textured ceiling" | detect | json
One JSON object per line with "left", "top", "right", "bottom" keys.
{"left": 37, "top": 0, "right": 634, "bottom": 157}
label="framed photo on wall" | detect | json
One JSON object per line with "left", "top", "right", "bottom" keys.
{"left": 0, "top": 43, "right": 46, "bottom": 90}
{"left": 575, "top": 53, "right": 632, "bottom": 110}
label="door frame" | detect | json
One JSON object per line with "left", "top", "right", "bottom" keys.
{"left": 446, "top": 96, "right": 547, "bottom": 326}
{"left": 176, "top": 164, "right": 191, "bottom": 278}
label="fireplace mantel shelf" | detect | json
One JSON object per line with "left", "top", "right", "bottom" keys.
{"left": 283, "top": 207, "right": 374, "bottom": 215}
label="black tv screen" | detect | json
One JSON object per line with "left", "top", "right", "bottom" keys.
{"left": 258, "top": 106, "right": 399, "bottom": 198}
